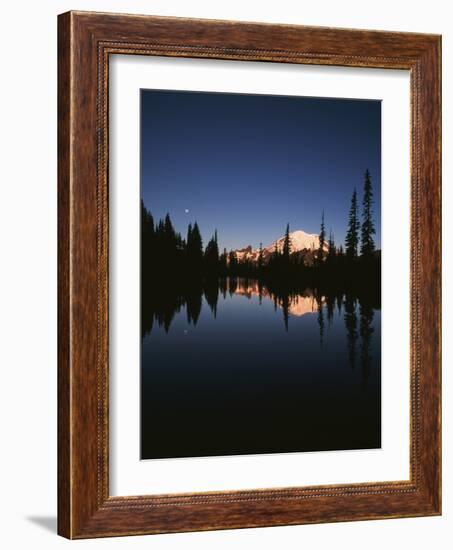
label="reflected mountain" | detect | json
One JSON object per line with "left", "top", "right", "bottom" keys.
{"left": 141, "top": 276, "right": 381, "bottom": 459}
{"left": 142, "top": 277, "right": 378, "bottom": 389}
{"left": 232, "top": 278, "right": 322, "bottom": 317}
{"left": 142, "top": 277, "right": 379, "bottom": 333}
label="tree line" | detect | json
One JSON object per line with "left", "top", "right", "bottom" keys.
{"left": 141, "top": 206, "right": 221, "bottom": 282}
{"left": 142, "top": 169, "right": 379, "bottom": 292}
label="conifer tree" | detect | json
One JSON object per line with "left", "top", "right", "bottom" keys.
{"left": 282, "top": 223, "right": 291, "bottom": 264}
{"left": 219, "top": 247, "right": 228, "bottom": 273}
{"left": 318, "top": 210, "right": 326, "bottom": 263}
{"left": 163, "top": 213, "right": 175, "bottom": 241}
{"left": 186, "top": 223, "right": 192, "bottom": 247}
{"left": 192, "top": 223, "right": 203, "bottom": 253}
{"left": 187, "top": 221, "right": 203, "bottom": 272}
{"left": 141, "top": 200, "right": 155, "bottom": 253}
{"left": 272, "top": 241, "right": 280, "bottom": 267}
{"left": 360, "top": 169, "right": 376, "bottom": 258}
{"left": 153, "top": 213, "right": 177, "bottom": 273}
{"left": 228, "top": 250, "right": 238, "bottom": 273}
{"left": 258, "top": 242, "right": 264, "bottom": 271}
{"left": 345, "top": 189, "right": 360, "bottom": 260}
{"left": 327, "top": 229, "right": 336, "bottom": 264}
{"left": 214, "top": 229, "right": 219, "bottom": 259}
{"left": 204, "top": 229, "right": 220, "bottom": 272}
{"left": 141, "top": 200, "right": 155, "bottom": 280}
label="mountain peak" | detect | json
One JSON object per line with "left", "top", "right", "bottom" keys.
{"left": 273, "top": 230, "right": 320, "bottom": 252}
{"left": 233, "top": 229, "right": 326, "bottom": 264}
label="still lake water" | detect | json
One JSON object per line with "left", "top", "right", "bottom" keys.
{"left": 141, "top": 279, "right": 381, "bottom": 459}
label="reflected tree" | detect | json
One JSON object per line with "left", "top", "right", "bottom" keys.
{"left": 281, "top": 294, "right": 290, "bottom": 331}
{"left": 258, "top": 279, "right": 263, "bottom": 305}
{"left": 316, "top": 291, "right": 325, "bottom": 347}
{"left": 344, "top": 294, "right": 358, "bottom": 370}
{"left": 326, "top": 292, "right": 335, "bottom": 327}
{"left": 218, "top": 277, "right": 227, "bottom": 299}
{"left": 140, "top": 206, "right": 380, "bottom": 336}
{"left": 336, "top": 292, "right": 344, "bottom": 315}
{"left": 204, "top": 279, "right": 219, "bottom": 317}
{"left": 186, "top": 287, "right": 202, "bottom": 326}
{"left": 359, "top": 300, "right": 375, "bottom": 387}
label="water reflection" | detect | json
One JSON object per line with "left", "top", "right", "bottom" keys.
{"left": 142, "top": 277, "right": 378, "bottom": 387}
{"left": 360, "top": 302, "right": 375, "bottom": 388}
{"left": 141, "top": 277, "right": 381, "bottom": 459}
{"left": 344, "top": 294, "right": 359, "bottom": 370}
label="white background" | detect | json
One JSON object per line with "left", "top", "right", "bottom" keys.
{"left": 110, "top": 57, "right": 410, "bottom": 495}
{"left": 0, "top": 1, "right": 450, "bottom": 548}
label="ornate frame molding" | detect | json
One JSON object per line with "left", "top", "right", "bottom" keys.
{"left": 58, "top": 11, "right": 441, "bottom": 538}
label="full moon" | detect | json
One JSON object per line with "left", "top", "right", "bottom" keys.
{"left": 184, "top": 209, "right": 190, "bottom": 213}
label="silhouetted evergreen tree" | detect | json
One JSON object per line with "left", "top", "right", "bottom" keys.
{"left": 360, "top": 169, "right": 376, "bottom": 258}
{"left": 163, "top": 213, "right": 176, "bottom": 245}
{"left": 187, "top": 221, "right": 203, "bottom": 273}
{"left": 272, "top": 241, "right": 280, "bottom": 265}
{"left": 186, "top": 223, "right": 192, "bottom": 248}
{"left": 141, "top": 200, "right": 155, "bottom": 249}
{"left": 258, "top": 242, "right": 264, "bottom": 271}
{"left": 151, "top": 213, "right": 182, "bottom": 276}
{"left": 219, "top": 247, "right": 228, "bottom": 274}
{"left": 204, "top": 229, "right": 220, "bottom": 273}
{"left": 282, "top": 223, "right": 291, "bottom": 265}
{"left": 345, "top": 189, "right": 360, "bottom": 260}
{"left": 318, "top": 210, "right": 326, "bottom": 264}
{"left": 228, "top": 250, "right": 238, "bottom": 272}
{"left": 141, "top": 200, "right": 155, "bottom": 281}
{"left": 327, "top": 229, "right": 336, "bottom": 265}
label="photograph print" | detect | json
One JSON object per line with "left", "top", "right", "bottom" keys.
{"left": 140, "top": 89, "right": 381, "bottom": 460}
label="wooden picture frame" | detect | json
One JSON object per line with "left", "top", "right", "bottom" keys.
{"left": 58, "top": 10, "right": 441, "bottom": 539}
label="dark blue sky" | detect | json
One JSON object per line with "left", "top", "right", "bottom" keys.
{"left": 141, "top": 90, "right": 381, "bottom": 252}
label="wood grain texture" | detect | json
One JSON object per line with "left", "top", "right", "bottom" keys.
{"left": 57, "top": 11, "right": 71, "bottom": 538}
{"left": 57, "top": 11, "right": 441, "bottom": 539}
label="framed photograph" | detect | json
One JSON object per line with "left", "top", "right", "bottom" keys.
{"left": 58, "top": 11, "right": 441, "bottom": 538}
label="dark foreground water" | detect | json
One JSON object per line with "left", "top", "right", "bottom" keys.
{"left": 141, "top": 279, "right": 381, "bottom": 459}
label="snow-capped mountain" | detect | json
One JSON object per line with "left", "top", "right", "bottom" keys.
{"left": 233, "top": 230, "right": 326, "bottom": 264}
